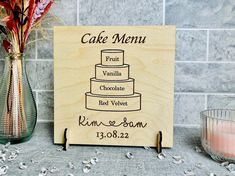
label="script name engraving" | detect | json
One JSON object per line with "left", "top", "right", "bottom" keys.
{"left": 78, "top": 116, "right": 147, "bottom": 128}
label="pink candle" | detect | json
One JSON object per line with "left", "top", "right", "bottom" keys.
{"left": 209, "top": 122, "right": 235, "bottom": 158}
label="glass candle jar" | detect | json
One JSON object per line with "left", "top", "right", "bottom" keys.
{"left": 201, "top": 109, "right": 235, "bottom": 162}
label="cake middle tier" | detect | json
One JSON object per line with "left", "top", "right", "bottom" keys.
{"left": 90, "top": 78, "right": 134, "bottom": 96}
{"left": 95, "top": 64, "right": 129, "bottom": 80}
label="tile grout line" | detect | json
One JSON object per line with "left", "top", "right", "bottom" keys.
{"left": 175, "top": 92, "right": 235, "bottom": 96}
{"left": 40, "top": 27, "right": 235, "bottom": 31}
{"left": 206, "top": 30, "right": 209, "bottom": 61}
{"left": 31, "top": 90, "right": 235, "bottom": 96}
{"left": 176, "top": 28, "right": 235, "bottom": 31}
{"left": 4, "top": 59, "right": 53, "bottom": 62}
{"left": 204, "top": 94, "right": 208, "bottom": 110}
{"left": 5, "top": 59, "right": 235, "bottom": 63}
{"left": 3, "top": 60, "right": 233, "bottom": 63}
{"left": 174, "top": 124, "right": 200, "bottom": 128}
{"left": 35, "top": 90, "right": 39, "bottom": 113}
{"left": 176, "top": 60, "right": 235, "bottom": 64}
{"left": 162, "top": 0, "right": 165, "bottom": 25}
{"left": 77, "top": 0, "right": 80, "bottom": 25}
{"left": 33, "top": 89, "right": 54, "bottom": 92}
{"left": 35, "top": 30, "right": 38, "bottom": 60}
{"left": 37, "top": 119, "right": 54, "bottom": 123}
{"left": 30, "top": 59, "right": 53, "bottom": 61}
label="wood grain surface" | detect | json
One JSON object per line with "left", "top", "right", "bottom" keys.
{"left": 54, "top": 26, "right": 175, "bottom": 147}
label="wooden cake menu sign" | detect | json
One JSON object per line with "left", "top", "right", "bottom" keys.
{"left": 54, "top": 26, "right": 176, "bottom": 147}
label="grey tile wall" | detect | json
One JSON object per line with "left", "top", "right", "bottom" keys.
{"left": 0, "top": 36, "right": 6, "bottom": 59}
{"left": 79, "top": 0, "right": 163, "bottom": 25}
{"left": 37, "top": 30, "right": 53, "bottom": 59}
{"left": 26, "top": 61, "right": 54, "bottom": 90}
{"left": 209, "top": 31, "right": 235, "bottom": 61}
{"left": 208, "top": 95, "right": 235, "bottom": 109}
{"left": 24, "top": 30, "right": 36, "bottom": 60}
{"left": 0, "top": 61, "right": 3, "bottom": 74}
{"left": 37, "top": 92, "right": 54, "bottom": 121}
{"left": 165, "top": 0, "right": 235, "bottom": 28}
{"left": 176, "top": 30, "right": 207, "bottom": 61}
{"left": 174, "top": 94, "right": 205, "bottom": 125}
{"left": 0, "top": 0, "right": 235, "bottom": 125}
{"left": 175, "top": 63, "right": 235, "bottom": 93}
{"left": 42, "top": 0, "right": 77, "bottom": 28}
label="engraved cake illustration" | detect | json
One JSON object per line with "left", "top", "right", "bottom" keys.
{"left": 85, "top": 49, "right": 141, "bottom": 112}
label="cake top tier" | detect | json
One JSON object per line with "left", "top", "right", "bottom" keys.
{"left": 101, "top": 49, "right": 124, "bottom": 66}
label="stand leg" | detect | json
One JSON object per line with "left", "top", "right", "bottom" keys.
{"left": 63, "top": 128, "right": 69, "bottom": 151}
{"left": 156, "top": 131, "right": 162, "bottom": 154}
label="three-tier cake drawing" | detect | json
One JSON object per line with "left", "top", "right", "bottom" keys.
{"left": 85, "top": 49, "right": 141, "bottom": 112}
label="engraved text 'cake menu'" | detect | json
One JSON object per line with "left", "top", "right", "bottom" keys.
{"left": 81, "top": 31, "right": 146, "bottom": 44}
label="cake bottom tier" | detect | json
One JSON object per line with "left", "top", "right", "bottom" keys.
{"left": 85, "top": 92, "right": 141, "bottom": 112}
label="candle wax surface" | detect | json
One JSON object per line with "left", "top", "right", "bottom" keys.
{"left": 208, "top": 122, "right": 235, "bottom": 158}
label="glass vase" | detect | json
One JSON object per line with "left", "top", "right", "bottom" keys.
{"left": 0, "top": 53, "right": 37, "bottom": 144}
